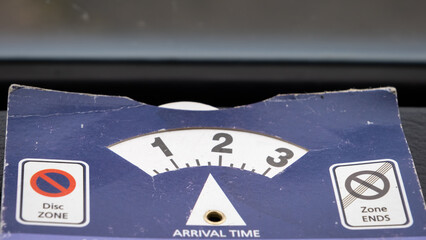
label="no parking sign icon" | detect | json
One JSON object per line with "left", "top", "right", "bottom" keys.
{"left": 30, "top": 169, "right": 76, "bottom": 197}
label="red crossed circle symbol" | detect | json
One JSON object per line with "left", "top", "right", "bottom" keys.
{"left": 30, "top": 169, "right": 76, "bottom": 197}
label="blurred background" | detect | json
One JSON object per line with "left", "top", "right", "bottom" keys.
{"left": 0, "top": 0, "right": 426, "bottom": 108}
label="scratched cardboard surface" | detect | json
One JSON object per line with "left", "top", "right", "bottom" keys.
{"left": 1, "top": 85, "right": 425, "bottom": 239}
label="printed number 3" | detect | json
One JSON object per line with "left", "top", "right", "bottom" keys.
{"left": 266, "top": 148, "right": 294, "bottom": 167}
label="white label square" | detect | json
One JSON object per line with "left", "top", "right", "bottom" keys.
{"left": 330, "top": 159, "right": 412, "bottom": 230}
{"left": 16, "top": 159, "right": 90, "bottom": 227}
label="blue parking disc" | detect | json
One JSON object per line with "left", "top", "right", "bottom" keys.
{"left": 1, "top": 85, "right": 425, "bottom": 239}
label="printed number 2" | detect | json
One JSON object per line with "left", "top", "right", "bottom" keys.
{"left": 266, "top": 148, "right": 294, "bottom": 167}
{"left": 212, "top": 133, "right": 233, "bottom": 154}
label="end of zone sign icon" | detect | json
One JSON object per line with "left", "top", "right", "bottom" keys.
{"left": 330, "top": 159, "right": 412, "bottom": 230}
{"left": 16, "top": 159, "right": 90, "bottom": 227}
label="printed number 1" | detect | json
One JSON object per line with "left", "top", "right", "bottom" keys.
{"left": 152, "top": 137, "right": 173, "bottom": 157}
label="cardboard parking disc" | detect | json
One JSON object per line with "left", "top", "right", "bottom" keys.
{"left": 1, "top": 85, "right": 425, "bottom": 239}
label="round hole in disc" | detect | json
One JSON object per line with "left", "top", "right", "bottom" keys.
{"left": 204, "top": 210, "right": 226, "bottom": 225}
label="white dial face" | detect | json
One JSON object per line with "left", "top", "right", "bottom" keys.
{"left": 108, "top": 128, "right": 308, "bottom": 178}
